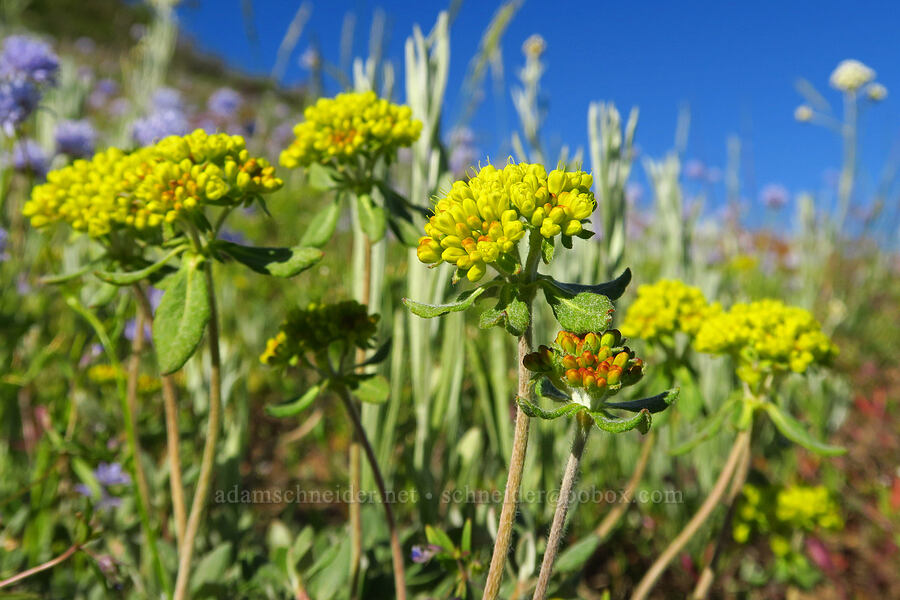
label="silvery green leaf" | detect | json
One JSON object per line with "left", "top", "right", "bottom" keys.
{"left": 534, "top": 377, "right": 570, "bottom": 402}
{"left": 606, "top": 388, "right": 679, "bottom": 414}
{"left": 95, "top": 245, "right": 188, "bottom": 285}
{"left": 544, "top": 289, "right": 614, "bottom": 334}
{"left": 588, "top": 408, "right": 651, "bottom": 434}
{"left": 403, "top": 286, "right": 487, "bottom": 318}
{"left": 214, "top": 240, "right": 323, "bottom": 278}
{"left": 516, "top": 396, "right": 584, "bottom": 420}
{"left": 541, "top": 267, "right": 632, "bottom": 301}
{"left": 300, "top": 200, "right": 343, "bottom": 247}
{"left": 764, "top": 403, "right": 846, "bottom": 456}
{"left": 152, "top": 254, "right": 210, "bottom": 375}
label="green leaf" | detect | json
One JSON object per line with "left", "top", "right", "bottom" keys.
{"left": 478, "top": 286, "right": 530, "bottom": 336}
{"left": 356, "top": 193, "right": 387, "bottom": 241}
{"left": 265, "top": 385, "right": 321, "bottom": 418}
{"left": 300, "top": 200, "right": 342, "bottom": 247}
{"left": 669, "top": 396, "right": 741, "bottom": 456}
{"left": 588, "top": 409, "right": 652, "bottom": 434}
{"left": 425, "top": 525, "right": 455, "bottom": 552}
{"left": 534, "top": 377, "right": 570, "bottom": 402}
{"left": 306, "top": 162, "right": 338, "bottom": 191}
{"left": 41, "top": 261, "right": 98, "bottom": 284}
{"left": 606, "top": 389, "right": 679, "bottom": 414}
{"left": 461, "top": 519, "right": 472, "bottom": 554}
{"left": 541, "top": 237, "right": 555, "bottom": 264}
{"left": 554, "top": 534, "right": 600, "bottom": 573}
{"left": 71, "top": 457, "right": 102, "bottom": 499}
{"left": 190, "top": 542, "right": 232, "bottom": 592}
{"left": 403, "top": 286, "right": 487, "bottom": 318}
{"left": 152, "top": 254, "right": 211, "bottom": 375}
{"left": 516, "top": 396, "right": 584, "bottom": 420}
{"left": 95, "top": 245, "right": 188, "bottom": 285}
{"left": 541, "top": 268, "right": 632, "bottom": 301}
{"left": 214, "top": 240, "right": 323, "bottom": 278}
{"left": 355, "top": 338, "right": 392, "bottom": 368}
{"left": 763, "top": 403, "right": 846, "bottom": 456}
{"left": 388, "top": 215, "right": 423, "bottom": 247}
{"left": 351, "top": 374, "right": 390, "bottom": 405}
{"left": 545, "top": 290, "right": 614, "bottom": 334}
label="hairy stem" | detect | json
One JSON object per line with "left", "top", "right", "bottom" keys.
{"left": 532, "top": 417, "right": 592, "bottom": 600}
{"left": 337, "top": 384, "right": 407, "bottom": 600}
{"left": 691, "top": 438, "right": 751, "bottom": 599}
{"left": 594, "top": 429, "right": 656, "bottom": 541}
{"left": 482, "top": 231, "right": 542, "bottom": 600}
{"left": 133, "top": 284, "right": 187, "bottom": 546}
{"left": 173, "top": 263, "right": 223, "bottom": 600}
{"left": 630, "top": 429, "right": 751, "bottom": 600}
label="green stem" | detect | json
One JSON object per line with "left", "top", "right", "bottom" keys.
{"left": 66, "top": 296, "right": 171, "bottom": 596}
{"left": 482, "top": 230, "right": 543, "bottom": 600}
{"left": 630, "top": 428, "right": 752, "bottom": 600}
{"left": 172, "top": 261, "right": 223, "bottom": 600}
{"left": 532, "top": 415, "right": 592, "bottom": 600}
{"left": 336, "top": 384, "right": 407, "bottom": 600}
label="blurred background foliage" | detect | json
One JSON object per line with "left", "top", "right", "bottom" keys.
{"left": 1, "top": 0, "right": 898, "bottom": 599}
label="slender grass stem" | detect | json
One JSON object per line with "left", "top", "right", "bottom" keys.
{"left": 133, "top": 284, "right": 187, "bottom": 546}
{"left": 691, "top": 438, "right": 751, "bottom": 599}
{"left": 630, "top": 429, "right": 751, "bottom": 600}
{"left": 173, "top": 262, "right": 223, "bottom": 600}
{"left": 0, "top": 542, "right": 83, "bottom": 589}
{"left": 532, "top": 416, "right": 592, "bottom": 600}
{"left": 482, "top": 231, "right": 542, "bottom": 600}
{"left": 66, "top": 296, "right": 170, "bottom": 596}
{"left": 336, "top": 384, "right": 407, "bottom": 600}
{"left": 594, "top": 429, "right": 656, "bottom": 541}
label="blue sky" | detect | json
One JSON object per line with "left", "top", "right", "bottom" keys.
{"left": 177, "top": 0, "right": 900, "bottom": 220}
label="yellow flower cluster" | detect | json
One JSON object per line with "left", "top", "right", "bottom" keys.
{"left": 695, "top": 299, "right": 837, "bottom": 383}
{"left": 87, "top": 364, "right": 161, "bottom": 394}
{"left": 279, "top": 91, "right": 422, "bottom": 169}
{"left": 417, "top": 163, "right": 595, "bottom": 281}
{"left": 620, "top": 279, "right": 720, "bottom": 343}
{"left": 24, "top": 130, "right": 282, "bottom": 238}
{"left": 733, "top": 484, "right": 843, "bottom": 552}
{"left": 260, "top": 301, "right": 378, "bottom": 366}
{"left": 775, "top": 485, "right": 843, "bottom": 532}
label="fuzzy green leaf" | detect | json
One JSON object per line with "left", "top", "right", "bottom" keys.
{"left": 266, "top": 385, "right": 321, "bottom": 418}
{"left": 763, "top": 403, "right": 846, "bottom": 456}
{"left": 588, "top": 409, "right": 651, "bottom": 434}
{"left": 95, "top": 245, "right": 187, "bottom": 286}
{"left": 534, "top": 377, "right": 570, "bottom": 402}
{"left": 351, "top": 374, "right": 390, "bottom": 405}
{"left": 425, "top": 525, "right": 455, "bottom": 552}
{"left": 306, "top": 163, "right": 338, "bottom": 191}
{"left": 214, "top": 240, "right": 323, "bottom": 278}
{"left": 554, "top": 535, "right": 600, "bottom": 573}
{"left": 403, "top": 286, "right": 487, "bottom": 318}
{"left": 541, "top": 237, "right": 555, "bottom": 264}
{"left": 356, "top": 193, "right": 387, "bottom": 241}
{"left": 545, "top": 289, "right": 615, "bottom": 334}
{"left": 542, "top": 268, "right": 632, "bottom": 301}
{"left": 516, "top": 396, "right": 585, "bottom": 420}
{"left": 606, "top": 389, "right": 679, "bottom": 414}
{"left": 300, "top": 200, "right": 343, "bottom": 247}
{"left": 478, "top": 286, "right": 530, "bottom": 336}
{"left": 355, "top": 338, "right": 392, "bottom": 368}
{"left": 152, "top": 255, "right": 210, "bottom": 375}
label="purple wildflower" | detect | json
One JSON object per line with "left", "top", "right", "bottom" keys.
{"left": 208, "top": 87, "right": 242, "bottom": 118}
{"left": 131, "top": 109, "right": 189, "bottom": 146}
{"left": 12, "top": 139, "right": 48, "bottom": 177}
{"left": 124, "top": 318, "right": 153, "bottom": 343}
{"left": 0, "top": 79, "right": 40, "bottom": 135}
{"left": 55, "top": 119, "right": 97, "bottom": 157}
{"left": 760, "top": 183, "right": 789, "bottom": 210}
{"left": 95, "top": 462, "right": 131, "bottom": 487}
{"left": 0, "top": 227, "right": 8, "bottom": 261}
{"left": 0, "top": 35, "right": 59, "bottom": 85}
{"left": 151, "top": 87, "right": 184, "bottom": 112}
{"left": 410, "top": 544, "right": 442, "bottom": 564}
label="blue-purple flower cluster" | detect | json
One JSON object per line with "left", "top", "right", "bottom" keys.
{"left": 0, "top": 34, "right": 58, "bottom": 135}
